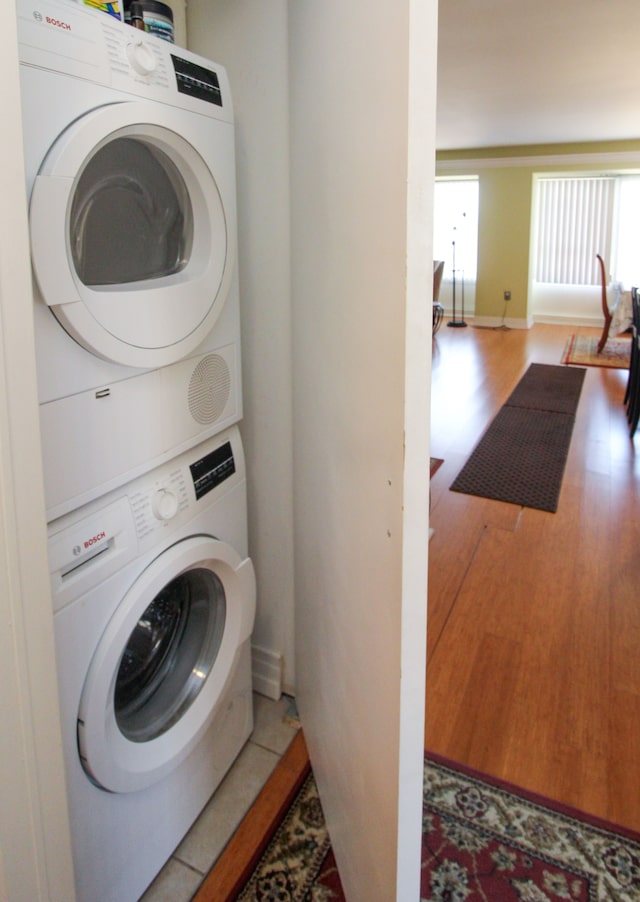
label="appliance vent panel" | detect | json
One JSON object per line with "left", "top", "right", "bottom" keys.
{"left": 188, "top": 354, "right": 231, "bottom": 424}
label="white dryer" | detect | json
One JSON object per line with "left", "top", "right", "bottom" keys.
{"left": 17, "top": 0, "right": 243, "bottom": 520}
{"left": 48, "top": 426, "right": 255, "bottom": 902}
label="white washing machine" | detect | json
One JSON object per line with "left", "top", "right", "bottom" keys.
{"left": 48, "top": 426, "right": 255, "bottom": 902}
{"left": 17, "top": 0, "right": 243, "bottom": 521}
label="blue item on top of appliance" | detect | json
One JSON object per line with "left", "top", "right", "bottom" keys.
{"left": 124, "top": 0, "right": 174, "bottom": 41}
{"left": 82, "top": 0, "right": 122, "bottom": 20}
{"left": 141, "top": 0, "right": 174, "bottom": 41}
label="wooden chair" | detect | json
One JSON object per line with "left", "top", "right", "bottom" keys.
{"left": 625, "top": 287, "right": 640, "bottom": 437}
{"left": 432, "top": 260, "right": 445, "bottom": 335}
{"left": 596, "top": 253, "right": 614, "bottom": 353}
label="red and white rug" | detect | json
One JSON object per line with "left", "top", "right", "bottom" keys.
{"left": 562, "top": 333, "right": 631, "bottom": 369}
{"left": 233, "top": 753, "right": 640, "bottom": 900}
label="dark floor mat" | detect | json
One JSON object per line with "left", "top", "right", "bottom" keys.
{"left": 505, "top": 363, "right": 586, "bottom": 414}
{"left": 450, "top": 364, "right": 585, "bottom": 512}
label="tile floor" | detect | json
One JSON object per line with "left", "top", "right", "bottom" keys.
{"left": 140, "top": 693, "right": 299, "bottom": 902}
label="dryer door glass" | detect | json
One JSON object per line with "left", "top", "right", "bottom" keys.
{"left": 70, "top": 137, "right": 194, "bottom": 286}
{"left": 115, "top": 567, "right": 225, "bottom": 742}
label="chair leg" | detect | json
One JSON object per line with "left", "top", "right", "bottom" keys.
{"left": 597, "top": 312, "right": 612, "bottom": 353}
{"left": 433, "top": 303, "right": 444, "bottom": 335}
{"left": 624, "top": 331, "right": 636, "bottom": 406}
{"left": 628, "top": 335, "right": 640, "bottom": 437}
{"left": 596, "top": 254, "right": 612, "bottom": 353}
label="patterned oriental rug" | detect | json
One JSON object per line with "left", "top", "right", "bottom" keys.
{"left": 562, "top": 333, "right": 631, "bottom": 369}
{"left": 231, "top": 754, "right": 640, "bottom": 901}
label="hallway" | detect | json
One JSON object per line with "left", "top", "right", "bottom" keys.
{"left": 426, "top": 322, "right": 640, "bottom": 831}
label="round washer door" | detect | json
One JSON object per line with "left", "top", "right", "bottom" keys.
{"left": 29, "top": 102, "right": 236, "bottom": 369}
{"left": 78, "top": 536, "right": 255, "bottom": 794}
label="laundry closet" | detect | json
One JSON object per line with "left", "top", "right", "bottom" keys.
{"left": 1, "top": 0, "right": 436, "bottom": 899}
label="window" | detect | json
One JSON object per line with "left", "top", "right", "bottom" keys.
{"left": 533, "top": 174, "right": 640, "bottom": 287}
{"left": 434, "top": 178, "right": 479, "bottom": 281}
{"left": 614, "top": 176, "right": 640, "bottom": 286}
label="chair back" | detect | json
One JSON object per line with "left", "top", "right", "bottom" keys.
{"left": 626, "top": 287, "right": 640, "bottom": 437}
{"left": 596, "top": 253, "right": 613, "bottom": 353}
{"left": 433, "top": 260, "right": 445, "bottom": 302}
{"left": 596, "top": 254, "right": 607, "bottom": 303}
{"left": 632, "top": 286, "right": 640, "bottom": 330}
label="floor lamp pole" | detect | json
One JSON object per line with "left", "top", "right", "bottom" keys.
{"left": 447, "top": 236, "right": 467, "bottom": 328}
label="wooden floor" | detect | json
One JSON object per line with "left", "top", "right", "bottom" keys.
{"left": 426, "top": 321, "right": 640, "bottom": 832}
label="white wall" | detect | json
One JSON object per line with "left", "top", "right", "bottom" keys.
{"left": 531, "top": 282, "right": 604, "bottom": 326}
{"left": 289, "top": 1, "right": 433, "bottom": 898}
{"left": 0, "top": 4, "right": 75, "bottom": 898}
{"left": 187, "top": 0, "right": 296, "bottom": 696}
{"left": 169, "top": 0, "right": 186, "bottom": 48}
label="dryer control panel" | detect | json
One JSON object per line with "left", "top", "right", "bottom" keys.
{"left": 16, "top": 0, "right": 233, "bottom": 121}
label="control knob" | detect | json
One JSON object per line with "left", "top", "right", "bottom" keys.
{"left": 151, "top": 489, "right": 179, "bottom": 521}
{"left": 126, "top": 39, "right": 157, "bottom": 77}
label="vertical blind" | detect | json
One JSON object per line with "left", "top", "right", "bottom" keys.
{"left": 533, "top": 177, "right": 615, "bottom": 285}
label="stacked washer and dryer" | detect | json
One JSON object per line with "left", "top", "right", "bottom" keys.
{"left": 17, "top": 1, "right": 256, "bottom": 900}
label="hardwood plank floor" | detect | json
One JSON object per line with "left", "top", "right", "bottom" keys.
{"left": 426, "top": 322, "right": 640, "bottom": 831}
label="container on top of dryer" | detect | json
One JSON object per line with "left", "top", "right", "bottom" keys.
{"left": 17, "top": 0, "right": 243, "bottom": 521}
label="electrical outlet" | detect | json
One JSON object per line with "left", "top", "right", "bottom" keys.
{"left": 503, "top": 290, "right": 511, "bottom": 301}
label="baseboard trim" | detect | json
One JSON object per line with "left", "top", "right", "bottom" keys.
{"left": 471, "top": 315, "right": 533, "bottom": 330}
{"left": 251, "top": 645, "right": 283, "bottom": 700}
{"left": 439, "top": 312, "right": 604, "bottom": 330}
{"left": 532, "top": 314, "right": 602, "bottom": 328}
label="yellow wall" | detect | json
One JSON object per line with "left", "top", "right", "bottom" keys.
{"left": 437, "top": 140, "right": 640, "bottom": 321}
{"left": 476, "top": 167, "right": 532, "bottom": 320}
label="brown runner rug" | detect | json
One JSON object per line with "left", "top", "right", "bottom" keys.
{"left": 505, "top": 362, "right": 586, "bottom": 414}
{"left": 449, "top": 363, "right": 585, "bottom": 512}
{"left": 562, "top": 333, "right": 631, "bottom": 369}
{"left": 227, "top": 752, "right": 640, "bottom": 901}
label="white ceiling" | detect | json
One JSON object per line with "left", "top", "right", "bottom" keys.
{"left": 436, "top": 0, "right": 640, "bottom": 150}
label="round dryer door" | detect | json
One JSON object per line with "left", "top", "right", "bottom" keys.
{"left": 28, "top": 102, "right": 237, "bottom": 369}
{"left": 78, "top": 536, "right": 255, "bottom": 794}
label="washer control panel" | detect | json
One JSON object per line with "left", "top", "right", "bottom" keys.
{"left": 130, "top": 466, "right": 190, "bottom": 541}
{"left": 129, "top": 434, "right": 238, "bottom": 546}
{"left": 190, "top": 440, "right": 235, "bottom": 499}
{"left": 48, "top": 426, "right": 244, "bottom": 610}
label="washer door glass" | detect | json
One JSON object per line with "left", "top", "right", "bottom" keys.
{"left": 77, "top": 535, "right": 255, "bottom": 793}
{"left": 115, "top": 567, "right": 225, "bottom": 743}
{"left": 70, "top": 137, "right": 194, "bottom": 287}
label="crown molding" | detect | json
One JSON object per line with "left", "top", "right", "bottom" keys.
{"left": 437, "top": 150, "right": 640, "bottom": 171}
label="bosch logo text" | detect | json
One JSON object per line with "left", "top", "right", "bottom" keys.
{"left": 43, "top": 14, "right": 72, "bottom": 30}
{"left": 84, "top": 531, "right": 106, "bottom": 549}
